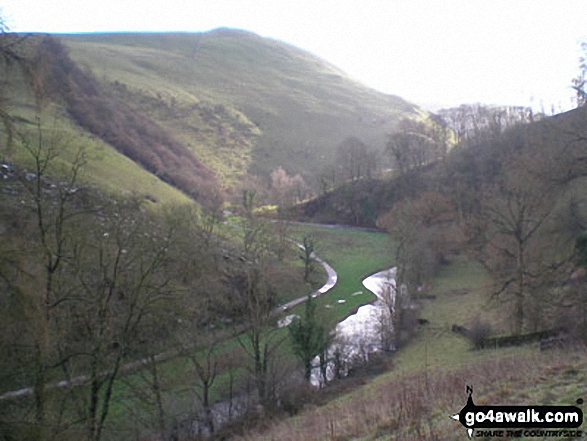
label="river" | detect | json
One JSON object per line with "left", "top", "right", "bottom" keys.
{"left": 311, "top": 267, "right": 396, "bottom": 386}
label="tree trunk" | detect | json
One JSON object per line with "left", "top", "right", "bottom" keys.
{"left": 319, "top": 352, "right": 328, "bottom": 386}
{"left": 33, "top": 344, "right": 47, "bottom": 440}
{"left": 149, "top": 355, "right": 167, "bottom": 441}
{"left": 514, "top": 239, "right": 526, "bottom": 335}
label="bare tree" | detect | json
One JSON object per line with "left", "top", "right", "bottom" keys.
{"left": 336, "top": 137, "right": 369, "bottom": 183}
{"left": 378, "top": 192, "right": 455, "bottom": 300}
{"left": 67, "top": 197, "right": 176, "bottom": 441}
{"left": 8, "top": 123, "right": 88, "bottom": 439}
{"left": 386, "top": 118, "right": 437, "bottom": 174}
{"left": 299, "top": 235, "right": 316, "bottom": 283}
{"left": 183, "top": 333, "right": 220, "bottom": 435}
{"left": 572, "top": 41, "right": 587, "bottom": 107}
{"left": 231, "top": 190, "right": 284, "bottom": 406}
{"left": 0, "top": 123, "right": 187, "bottom": 440}
{"left": 234, "top": 262, "right": 282, "bottom": 406}
{"left": 377, "top": 275, "right": 396, "bottom": 351}
{"left": 478, "top": 152, "right": 561, "bottom": 334}
{"left": 270, "top": 166, "right": 309, "bottom": 208}
{"left": 437, "top": 104, "right": 534, "bottom": 146}
{"left": 268, "top": 168, "right": 304, "bottom": 261}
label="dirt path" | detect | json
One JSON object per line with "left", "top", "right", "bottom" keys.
{"left": 273, "top": 242, "right": 337, "bottom": 314}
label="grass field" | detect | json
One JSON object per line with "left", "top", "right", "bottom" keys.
{"left": 391, "top": 257, "right": 503, "bottom": 373}
{"left": 287, "top": 224, "right": 395, "bottom": 326}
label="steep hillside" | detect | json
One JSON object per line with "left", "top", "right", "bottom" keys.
{"left": 0, "top": 38, "right": 194, "bottom": 207}
{"left": 294, "top": 164, "right": 436, "bottom": 227}
{"left": 34, "top": 36, "right": 220, "bottom": 207}
{"left": 60, "top": 29, "right": 421, "bottom": 187}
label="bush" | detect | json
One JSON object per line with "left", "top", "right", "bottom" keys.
{"left": 277, "top": 373, "right": 317, "bottom": 416}
{"left": 467, "top": 319, "right": 493, "bottom": 349}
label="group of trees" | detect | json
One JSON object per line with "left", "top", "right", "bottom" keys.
{"left": 317, "top": 137, "right": 379, "bottom": 196}
{"left": 0, "top": 126, "right": 331, "bottom": 440}
{"left": 303, "top": 116, "right": 450, "bottom": 226}
{"left": 298, "top": 44, "right": 587, "bottom": 346}
{"left": 437, "top": 104, "right": 536, "bottom": 145}
{"left": 378, "top": 191, "right": 459, "bottom": 299}
{"left": 440, "top": 111, "right": 587, "bottom": 335}
{"left": 377, "top": 191, "right": 461, "bottom": 347}
{"left": 269, "top": 166, "right": 309, "bottom": 209}
{"left": 0, "top": 133, "right": 189, "bottom": 440}
{"left": 386, "top": 116, "right": 450, "bottom": 175}
{"left": 377, "top": 97, "right": 587, "bottom": 337}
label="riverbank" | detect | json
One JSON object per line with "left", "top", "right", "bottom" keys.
{"left": 232, "top": 255, "right": 574, "bottom": 440}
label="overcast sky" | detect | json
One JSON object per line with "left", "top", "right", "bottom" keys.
{"left": 3, "top": 0, "right": 587, "bottom": 112}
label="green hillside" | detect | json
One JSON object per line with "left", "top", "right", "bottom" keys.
{"left": 60, "top": 29, "right": 420, "bottom": 188}
{"left": 0, "top": 61, "right": 194, "bottom": 208}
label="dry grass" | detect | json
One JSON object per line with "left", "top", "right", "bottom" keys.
{"left": 231, "top": 346, "right": 587, "bottom": 440}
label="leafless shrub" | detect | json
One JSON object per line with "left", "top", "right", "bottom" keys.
{"left": 277, "top": 372, "right": 317, "bottom": 416}
{"left": 467, "top": 319, "right": 493, "bottom": 349}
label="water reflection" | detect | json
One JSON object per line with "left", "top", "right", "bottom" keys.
{"left": 311, "top": 268, "right": 396, "bottom": 386}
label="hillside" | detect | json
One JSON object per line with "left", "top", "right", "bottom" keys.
{"left": 59, "top": 29, "right": 420, "bottom": 189}
{"left": 0, "top": 58, "right": 195, "bottom": 208}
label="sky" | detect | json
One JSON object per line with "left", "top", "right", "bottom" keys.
{"left": 3, "top": 0, "right": 587, "bottom": 112}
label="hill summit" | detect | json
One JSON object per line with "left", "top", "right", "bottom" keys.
{"left": 59, "top": 29, "right": 422, "bottom": 191}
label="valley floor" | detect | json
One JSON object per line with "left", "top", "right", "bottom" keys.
{"left": 236, "top": 347, "right": 586, "bottom": 440}
{"left": 233, "top": 256, "right": 587, "bottom": 441}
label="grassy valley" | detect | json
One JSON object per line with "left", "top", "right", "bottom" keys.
{"left": 1, "top": 29, "right": 427, "bottom": 207}
{"left": 237, "top": 104, "right": 587, "bottom": 440}
{"left": 2, "top": 24, "right": 587, "bottom": 441}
